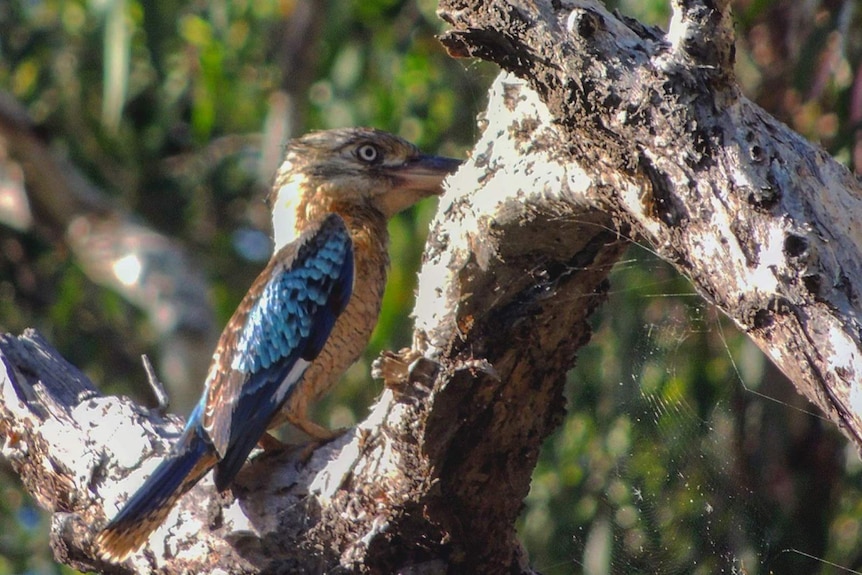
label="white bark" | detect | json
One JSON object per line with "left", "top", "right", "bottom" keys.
{"left": 439, "top": 0, "right": 862, "bottom": 448}
{"left": 3, "top": 1, "right": 862, "bottom": 573}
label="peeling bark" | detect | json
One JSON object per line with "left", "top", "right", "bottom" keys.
{"left": 438, "top": 0, "right": 862, "bottom": 448}
{"left": 3, "top": 1, "right": 862, "bottom": 573}
{"left": 2, "top": 73, "right": 622, "bottom": 573}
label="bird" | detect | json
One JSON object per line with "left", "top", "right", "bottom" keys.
{"left": 95, "top": 128, "right": 460, "bottom": 561}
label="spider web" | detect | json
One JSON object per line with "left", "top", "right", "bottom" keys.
{"left": 521, "top": 244, "right": 862, "bottom": 575}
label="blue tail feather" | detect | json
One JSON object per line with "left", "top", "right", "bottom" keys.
{"left": 97, "top": 425, "right": 216, "bottom": 561}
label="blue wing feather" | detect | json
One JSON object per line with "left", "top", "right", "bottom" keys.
{"left": 98, "top": 215, "right": 354, "bottom": 559}
{"left": 205, "top": 213, "right": 354, "bottom": 490}
{"left": 302, "top": 247, "right": 353, "bottom": 361}
{"left": 212, "top": 351, "right": 305, "bottom": 490}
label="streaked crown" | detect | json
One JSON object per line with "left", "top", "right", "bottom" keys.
{"left": 268, "top": 128, "right": 460, "bottom": 250}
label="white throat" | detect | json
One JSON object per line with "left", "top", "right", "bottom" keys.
{"left": 271, "top": 173, "right": 305, "bottom": 252}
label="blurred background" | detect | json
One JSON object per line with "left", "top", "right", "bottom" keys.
{"left": 0, "top": 0, "right": 861, "bottom": 573}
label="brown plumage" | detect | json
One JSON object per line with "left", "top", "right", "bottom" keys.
{"left": 96, "top": 128, "right": 459, "bottom": 561}
{"left": 261, "top": 127, "right": 461, "bottom": 436}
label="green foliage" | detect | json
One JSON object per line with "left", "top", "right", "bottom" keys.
{"left": 518, "top": 2, "right": 862, "bottom": 572}
{"left": 522, "top": 250, "right": 862, "bottom": 574}
{"left": 0, "top": 0, "right": 478, "bottom": 571}
{"left": 2, "top": 1, "right": 862, "bottom": 574}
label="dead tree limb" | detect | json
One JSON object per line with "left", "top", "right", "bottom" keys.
{"left": 1, "top": 70, "right": 622, "bottom": 573}
{"left": 436, "top": 0, "right": 862, "bottom": 447}
{"left": 2, "top": 0, "right": 862, "bottom": 573}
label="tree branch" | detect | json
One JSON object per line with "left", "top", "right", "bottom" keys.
{"left": 439, "top": 0, "right": 862, "bottom": 449}
{"left": 1, "top": 69, "right": 624, "bottom": 573}
{"left": 4, "top": 0, "right": 862, "bottom": 572}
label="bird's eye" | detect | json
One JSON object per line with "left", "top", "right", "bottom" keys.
{"left": 355, "top": 143, "right": 382, "bottom": 164}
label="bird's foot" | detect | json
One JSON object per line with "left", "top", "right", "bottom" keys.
{"left": 254, "top": 428, "right": 344, "bottom": 464}
{"left": 257, "top": 432, "right": 287, "bottom": 452}
{"left": 294, "top": 425, "right": 349, "bottom": 462}
{"left": 284, "top": 415, "right": 342, "bottom": 442}
{"left": 372, "top": 347, "right": 422, "bottom": 389}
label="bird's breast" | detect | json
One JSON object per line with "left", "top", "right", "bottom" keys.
{"left": 280, "top": 213, "right": 390, "bottom": 421}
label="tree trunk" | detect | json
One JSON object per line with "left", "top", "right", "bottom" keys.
{"left": 2, "top": 1, "right": 862, "bottom": 573}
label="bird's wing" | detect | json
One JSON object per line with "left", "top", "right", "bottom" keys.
{"left": 199, "top": 213, "right": 353, "bottom": 485}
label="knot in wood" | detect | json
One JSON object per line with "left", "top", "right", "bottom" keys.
{"left": 566, "top": 8, "right": 603, "bottom": 39}
{"left": 783, "top": 234, "right": 808, "bottom": 259}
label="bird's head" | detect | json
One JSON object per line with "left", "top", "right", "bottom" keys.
{"left": 269, "top": 128, "right": 460, "bottom": 248}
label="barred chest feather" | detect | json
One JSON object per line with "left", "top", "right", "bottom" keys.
{"left": 280, "top": 207, "right": 390, "bottom": 424}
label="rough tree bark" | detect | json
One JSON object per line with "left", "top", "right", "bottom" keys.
{"left": 2, "top": 0, "right": 862, "bottom": 573}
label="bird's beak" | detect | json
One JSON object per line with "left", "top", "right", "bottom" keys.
{"left": 398, "top": 154, "right": 462, "bottom": 191}
{"left": 381, "top": 154, "right": 461, "bottom": 217}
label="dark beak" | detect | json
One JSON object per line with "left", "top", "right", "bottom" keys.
{"left": 378, "top": 153, "right": 461, "bottom": 217}
{"left": 396, "top": 154, "right": 462, "bottom": 194}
